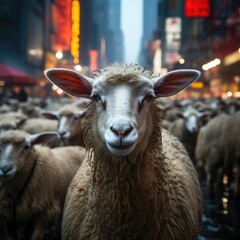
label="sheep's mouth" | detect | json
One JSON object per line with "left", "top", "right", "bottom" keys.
{"left": 106, "top": 142, "right": 136, "bottom": 156}
{"left": 0, "top": 169, "right": 16, "bottom": 179}
{"left": 58, "top": 133, "right": 70, "bottom": 140}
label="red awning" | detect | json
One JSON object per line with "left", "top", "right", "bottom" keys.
{"left": 0, "top": 64, "right": 38, "bottom": 86}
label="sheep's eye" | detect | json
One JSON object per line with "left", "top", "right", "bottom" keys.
{"left": 145, "top": 93, "right": 156, "bottom": 102}
{"left": 23, "top": 144, "right": 30, "bottom": 150}
{"left": 90, "top": 92, "right": 101, "bottom": 102}
{"left": 72, "top": 115, "right": 78, "bottom": 123}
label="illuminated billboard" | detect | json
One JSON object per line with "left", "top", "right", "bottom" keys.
{"left": 51, "top": 0, "right": 71, "bottom": 51}
{"left": 184, "top": 0, "right": 210, "bottom": 18}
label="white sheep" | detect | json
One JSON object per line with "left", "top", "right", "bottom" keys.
{"left": 42, "top": 98, "right": 90, "bottom": 147}
{"left": 45, "top": 63, "right": 202, "bottom": 239}
{"left": 169, "top": 106, "right": 210, "bottom": 163}
{"left": 20, "top": 118, "right": 58, "bottom": 135}
{"left": 0, "top": 112, "right": 28, "bottom": 132}
{"left": 0, "top": 113, "right": 60, "bottom": 148}
{"left": 0, "top": 112, "right": 58, "bottom": 134}
{"left": 0, "top": 129, "right": 85, "bottom": 240}
{"left": 0, "top": 104, "right": 11, "bottom": 114}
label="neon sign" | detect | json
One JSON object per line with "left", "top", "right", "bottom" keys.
{"left": 71, "top": 0, "right": 80, "bottom": 64}
{"left": 184, "top": 0, "right": 210, "bottom": 18}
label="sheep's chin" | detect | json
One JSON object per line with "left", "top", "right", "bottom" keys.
{"left": 58, "top": 132, "right": 70, "bottom": 140}
{"left": 0, "top": 167, "right": 17, "bottom": 180}
{"left": 106, "top": 143, "right": 136, "bottom": 156}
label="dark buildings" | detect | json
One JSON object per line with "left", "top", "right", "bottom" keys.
{"left": 140, "top": 0, "right": 240, "bottom": 98}
{"left": 0, "top": 0, "right": 124, "bottom": 97}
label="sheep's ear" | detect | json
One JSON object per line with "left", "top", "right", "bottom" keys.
{"left": 198, "top": 111, "right": 212, "bottom": 120}
{"left": 29, "top": 132, "right": 57, "bottom": 146}
{"left": 44, "top": 68, "right": 93, "bottom": 98}
{"left": 15, "top": 117, "right": 28, "bottom": 128}
{"left": 152, "top": 69, "right": 201, "bottom": 98}
{"left": 42, "top": 111, "right": 59, "bottom": 120}
{"left": 175, "top": 111, "right": 184, "bottom": 118}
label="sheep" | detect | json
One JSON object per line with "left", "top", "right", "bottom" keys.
{"left": 5, "top": 99, "right": 19, "bottom": 112}
{"left": 45, "top": 63, "right": 202, "bottom": 240}
{"left": 19, "top": 102, "right": 43, "bottom": 118}
{"left": 42, "top": 98, "right": 90, "bottom": 147}
{"left": 20, "top": 118, "right": 58, "bottom": 134}
{"left": 169, "top": 106, "right": 211, "bottom": 164}
{"left": 0, "top": 112, "right": 28, "bottom": 132}
{"left": 0, "top": 129, "right": 85, "bottom": 240}
{"left": 0, "top": 112, "right": 58, "bottom": 134}
{"left": 0, "top": 112, "right": 60, "bottom": 148}
{"left": 223, "top": 97, "right": 240, "bottom": 115}
{"left": 222, "top": 111, "right": 240, "bottom": 197}
{"left": 0, "top": 104, "right": 11, "bottom": 114}
{"left": 195, "top": 113, "right": 229, "bottom": 194}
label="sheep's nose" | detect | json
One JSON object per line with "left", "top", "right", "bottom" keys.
{"left": 58, "top": 131, "right": 67, "bottom": 138}
{"left": 0, "top": 165, "right": 13, "bottom": 174}
{"left": 110, "top": 123, "right": 133, "bottom": 139}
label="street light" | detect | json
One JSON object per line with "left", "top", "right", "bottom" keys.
{"left": 56, "top": 51, "right": 63, "bottom": 59}
{"left": 74, "top": 65, "right": 82, "bottom": 71}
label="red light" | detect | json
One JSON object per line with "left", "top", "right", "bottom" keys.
{"left": 89, "top": 50, "right": 98, "bottom": 71}
{"left": 184, "top": 0, "right": 210, "bottom": 18}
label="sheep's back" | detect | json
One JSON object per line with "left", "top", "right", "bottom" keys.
{"left": 62, "top": 156, "right": 91, "bottom": 239}
{"left": 63, "top": 130, "right": 202, "bottom": 240}
{"left": 223, "top": 111, "right": 240, "bottom": 161}
{"left": 21, "top": 118, "right": 58, "bottom": 134}
{"left": 195, "top": 114, "right": 228, "bottom": 168}
{"left": 3, "top": 146, "right": 84, "bottom": 224}
{"left": 161, "top": 128, "right": 202, "bottom": 238}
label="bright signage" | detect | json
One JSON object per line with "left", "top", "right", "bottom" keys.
{"left": 71, "top": 0, "right": 80, "bottom": 64}
{"left": 184, "top": 0, "right": 210, "bottom": 18}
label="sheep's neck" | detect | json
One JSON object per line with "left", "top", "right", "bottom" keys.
{"left": 89, "top": 145, "right": 169, "bottom": 237}
{"left": 4, "top": 154, "right": 37, "bottom": 201}
{"left": 85, "top": 102, "right": 168, "bottom": 237}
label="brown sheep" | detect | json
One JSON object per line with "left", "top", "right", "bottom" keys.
{"left": 45, "top": 63, "right": 202, "bottom": 240}
{"left": 42, "top": 98, "right": 90, "bottom": 147}
{"left": 0, "top": 130, "right": 85, "bottom": 239}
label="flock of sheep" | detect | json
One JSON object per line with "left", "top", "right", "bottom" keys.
{"left": 0, "top": 63, "right": 238, "bottom": 239}
{"left": 161, "top": 96, "right": 240, "bottom": 197}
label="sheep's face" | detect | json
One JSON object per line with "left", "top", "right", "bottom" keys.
{"left": 0, "top": 114, "right": 27, "bottom": 134}
{"left": 0, "top": 122, "right": 18, "bottom": 134}
{"left": 0, "top": 134, "right": 31, "bottom": 179}
{"left": 90, "top": 75, "right": 155, "bottom": 156}
{"left": 57, "top": 113, "right": 83, "bottom": 140}
{"left": 44, "top": 65, "right": 201, "bottom": 156}
{"left": 177, "top": 108, "right": 211, "bottom": 133}
{"left": 0, "top": 130, "right": 56, "bottom": 180}
{"left": 42, "top": 104, "right": 88, "bottom": 141}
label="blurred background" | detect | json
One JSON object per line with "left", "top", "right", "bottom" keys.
{"left": 0, "top": 0, "right": 239, "bottom": 100}
{"left": 0, "top": 1, "right": 240, "bottom": 240}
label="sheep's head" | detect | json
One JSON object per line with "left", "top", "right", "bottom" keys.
{"left": 45, "top": 64, "right": 200, "bottom": 156}
{"left": 0, "top": 130, "right": 57, "bottom": 179}
{"left": 42, "top": 102, "right": 88, "bottom": 140}
{"left": 176, "top": 107, "right": 211, "bottom": 133}
{"left": 0, "top": 113, "right": 28, "bottom": 134}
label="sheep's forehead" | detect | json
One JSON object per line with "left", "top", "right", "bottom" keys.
{"left": 59, "top": 108, "right": 75, "bottom": 116}
{"left": 0, "top": 130, "right": 27, "bottom": 144}
{"left": 184, "top": 108, "right": 198, "bottom": 117}
{"left": 93, "top": 74, "right": 153, "bottom": 93}
{"left": 92, "top": 63, "right": 154, "bottom": 79}
{"left": 58, "top": 105, "right": 82, "bottom": 116}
